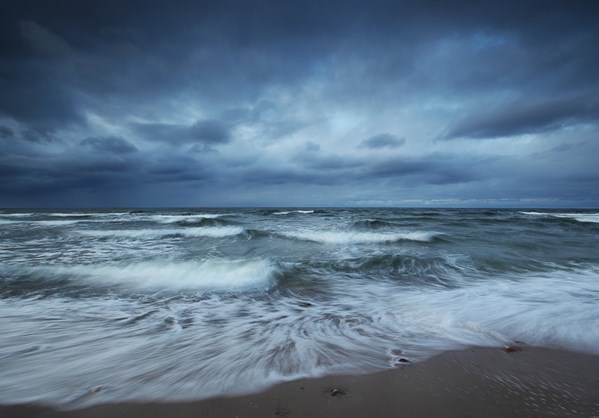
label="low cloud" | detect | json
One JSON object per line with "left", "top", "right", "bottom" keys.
{"left": 0, "top": 125, "right": 14, "bottom": 139}
{"left": 189, "top": 119, "right": 231, "bottom": 144}
{"left": 132, "top": 119, "right": 232, "bottom": 148}
{"left": 358, "top": 133, "right": 406, "bottom": 149}
{"left": 446, "top": 94, "right": 599, "bottom": 139}
{"left": 81, "top": 136, "right": 137, "bottom": 154}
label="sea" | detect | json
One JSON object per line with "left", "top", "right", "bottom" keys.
{"left": 0, "top": 208, "right": 598, "bottom": 406}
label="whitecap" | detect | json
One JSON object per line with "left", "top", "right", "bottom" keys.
{"left": 35, "top": 220, "right": 81, "bottom": 226}
{"left": 25, "top": 258, "right": 277, "bottom": 291}
{"left": 280, "top": 230, "right": 437, "bottom": 244}
{"left": 273, "top": 210, "right": 315, "bottom": 215}
{"left": 521, "top": 211, "right": 599, "bottom": 223}
{"left": 149, "top": 214, "right": 228, "bottom": 223}
{"left": 76, "top": 226, "right": 244, "bottom": 239}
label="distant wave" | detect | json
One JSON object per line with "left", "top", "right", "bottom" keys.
{"left": 521, "top": 211, "right": 599, "bottom": 223}
{"left": 76, "top": 226, "right": 245, "bottom": 239}
{"left": 149, "top": 214, "right": 229, "bottom": 223}
{"left": 175, "top": 217, "right": 235, "bottom": 227}
{"left": 351, "top": 219, "right": 396, "bottom": 229}
{"left": 0, "top": 219, "right": 84, "bottom": 226}
{"left": 36, "top": 220, "right": 82, "bottom": 226}
{"left": 19, "top": 258, "right": 277, "bottom": 291}
{"left": 280, "top": 230, "right": 438, "bottom": 244}
{"left": 0, "top": 213, "right": 33, "bottom": 217}
{"left": 273, "top": 210, "right": 315, "bottom": 215}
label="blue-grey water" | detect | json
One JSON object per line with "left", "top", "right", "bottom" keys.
{"left": 0, "top": 208, "right": 598, "bottom": 406}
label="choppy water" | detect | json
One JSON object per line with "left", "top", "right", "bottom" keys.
{"left": 0, "top": 208, "right": 598, "bottom": 406}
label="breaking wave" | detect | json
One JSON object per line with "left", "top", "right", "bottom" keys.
{"left": 21, "top": 258, "right": 278, "bottom": 292}
{"left": 280, "top": 230, "right": 438, "bottom": 244}
{"left": 149, "top": 214, "right": 229, "bottom": 223}
{"left": 273, "top": 210, "right": 315, "bottom": 215}
{"left": 76, "top": 226, "right": 245, "bottom": 239}
{"left": 521, "top": 211, "right": 599, "bottom": 223}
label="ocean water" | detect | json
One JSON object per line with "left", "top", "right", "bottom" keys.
{"left": 0, "top": 208, "right": 598, "bottom": 406}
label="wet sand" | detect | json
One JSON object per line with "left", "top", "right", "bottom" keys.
{"left": 2, "top": 346, "right": 599, "bottom": 417}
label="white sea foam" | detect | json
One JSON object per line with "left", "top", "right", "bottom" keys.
{"left": 28, "top": 258, "right": 277, "bottom": 291}
{"left": 0, "top": 263, "right": 597, "bottom": 406}
{"left": 0, "top": 219, "right": 83, "bottom": 226}
{"left": 388, "top": 267, "right": 599, "bottom": 354}
{"left": 281, "top": 230, "right": 437, "bottom": 244}
{"left": 521, "top": 211, "right": 599, "bottom": 223}
{"left": 149, "top": 214, "right": 228, "bottom": 223}
{"left": 273, "top": 210, "right": 315, "bottom": 215}
{"left": 76, "top": 226, "right": 244, "bottom": 239}
{"left": 36, "top": 220, "right": 81, "bottom": 226}
{"left": 48, "top": 212, "right": 130, "bottom": 217}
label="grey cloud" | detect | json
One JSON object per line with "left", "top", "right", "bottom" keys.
{"left": 358, "top": 133, "right": 406, "bottom": 149}
{"left": 0, "top": 0, "right": 598, "bottom": 206}
{"left": 0, "top": 125, "right": 14, "bottom": 138}
{"left": 362, "top": 154, "right": 482, "bottom": 185}
{"left": 132, "top": 119, "right": 232, "bottom": 147}
{"left": 19, "top": 20, "right": 71, "bottom": 56}
{"left": 21, "top": 129, "right": 56, "bottom": 143}
{"left": 446, "top": 94, "right": 599, "bottom": 139}
{"left": 305, "top": 141, "right": 320, "bottom": 152}
{"left": 81, "top": 136, "right": 137, "bottom": 154}
{"left": 300, "top": 154, "right": 362, "bottom": 171}
{"left": 189, "top": 119, "right": 231, "bottom": 144}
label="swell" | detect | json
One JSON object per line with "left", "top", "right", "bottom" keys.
{"left": 174, "top": 217, "right": 238, "bottom": 227}
{"left": 277, "top": 230, "right": 441, "bottom": 244}
{"left": 351, "top": 218, "right": 398, "bottom": 229}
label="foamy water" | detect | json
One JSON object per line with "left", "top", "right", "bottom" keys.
{"left": 0, "top": 208, "right": 598, "bottom": 406}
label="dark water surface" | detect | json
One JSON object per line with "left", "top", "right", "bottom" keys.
{"left": 0, "top": 208, "right": 598, "bottom": 405}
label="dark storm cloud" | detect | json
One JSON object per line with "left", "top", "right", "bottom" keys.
{"left": 0, "top": 0, "right": 597, "bottom": 206}
{"left": 189, "top": 120, "right": 231, "bottom": 145}
{"left": 295, "top": 153, "right": 362, "bottom": 171}
{"left": 131, "top": 119, "right": 231, "bottom": 147}
{"left": 358, "top": 133, "right": 406, "bottom": 149}
{"left": 0, "top": 125, "right": 14, "bottom": 139}
{"left": 81, "top": 136, "right": 137, "bottom": 154}
{"left": 446, "top": 93, "right": 599, "bottom": 139}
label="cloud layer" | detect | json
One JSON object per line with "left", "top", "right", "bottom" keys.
{"left": 0, "top": 0, "right": 597, "bottom": 207}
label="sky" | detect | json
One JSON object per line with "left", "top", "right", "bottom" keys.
{"left": 0, "top": 0, "right": 598, "bottom": 207}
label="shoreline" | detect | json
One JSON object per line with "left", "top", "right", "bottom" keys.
{"left": 2, "top": 346, "right": 599, "bottom": 417}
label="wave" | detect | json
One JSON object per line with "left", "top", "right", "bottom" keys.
{"left": 273, "top": 210, "right": 315, "bottom": 215}
{"left": 400, "top": 267, "right": 599, "bottom": 354}
{"left": 175, "top": 218, "right": 235, "bottom": 227}
{"left": 521, "top": 211, "right": 599, "bottom": 223}
{"left": 351, "top": 219, "right": 396, "bottom": 229}
{"left": 149, "top": 214, "right": 229, "bottom": 223}
{"left": 18, "top": 258, "right": 277, "bottom": 292}
{"left": 0, "top": 213, "right": 34, "bottom": 217}
{"left": 279, "top": 230, "right": 438, "bottom": 244}
{"left": 36, "top": 220, "right": 82, "bottom": 226}
{"left": 0, "top": 218, "right": 85, "bottom": 226}
{"left": 76, "top": 226, "right": 245, "bottom": 239}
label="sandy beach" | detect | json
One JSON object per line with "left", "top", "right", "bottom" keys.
{"left": 3, "top": 346, "right": 598, "bottom": 418}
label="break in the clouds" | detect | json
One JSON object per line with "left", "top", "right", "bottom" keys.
{"left": 0, "top": 0, "right": 598, "bottom": 207}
